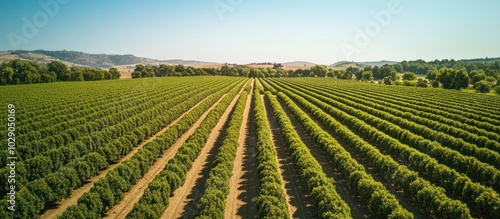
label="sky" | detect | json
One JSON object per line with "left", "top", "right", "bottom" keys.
{"left": 0, "top": 0, "right": 499, "bottom": 64}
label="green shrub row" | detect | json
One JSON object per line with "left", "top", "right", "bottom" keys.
{"left": 0, "top": 79, "right": 241, "bottom": 219}
{"left": 55, "top": 80, "right": 241, "bottom": 219}
{"left": 322, "top": 81, "right": 500, "bottom": 142}
{"left": 267, "top": 79, "right": 485, "bottom": 218}
{"left": 253, "top": 88, "right": 290, "bottom": 218}
{"left": 284, "top": 80, "right": 500, "bottom": 171}
{"left": 274, "top": 91, "right": 413, "bottom": 218}
{"left": 264, "top": 91, "right": 351, "bottom": 218}
{"left": 271, "top": 79, "right": 500, "bottom": 217}
{"left": 0, "top": 81, "right": 225, "bottom": 196}
{"left": 195, "top": 89, "right": 249, "bottom": 218}
{"left": 125, "top": 79, "right": 247, "bottom": 218}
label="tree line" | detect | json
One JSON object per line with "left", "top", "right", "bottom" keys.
{"left": 131, "top": 59, "right": 500, "bottom": 93}
{"left": 0, "top": 59, "right": 120, "bottom": 85}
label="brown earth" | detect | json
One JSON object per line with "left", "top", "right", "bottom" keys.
{"left": 278, "top": 86, "right": 430, "bottom": 219}
{"left": 276, "top": 96, "right": 373, "bottom": 219}
{"left": 224, "top": 79, "right": 259, "bottom": 219}
{"left": 161, "top": 81, "right": 249, "bottom": 219}
{"left": 261, "top": 94, "right": 316, "bottom": 218}
{"left": 102, "top": 92, "right": 230, "bottom": 219}
{"left": 39, "top": 95, "right": 213, "bottom": 219}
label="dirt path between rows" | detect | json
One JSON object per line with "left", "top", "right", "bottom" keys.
{"left": 102, "top": 93, "right": 230, "bottom": 219}
{"left": 225, "top": 79, "right": 259, "bottom": 219}
{"left": 261, "top": 94, "right": 316, "bottom": 219}
{"left": 282, "top": 92, "right": 430, "bottom": 219}
{"left": 40, "top": 95, "right": 214, "bottom": 219}
{"left": 161, "top": 82, "right": 248, "bottom": 219}
{"left": 276, "top": 97, "right": 373, "bottom": 219}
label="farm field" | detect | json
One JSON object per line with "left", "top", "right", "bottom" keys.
{"left": 1, "top": 77, "right": 500, "bottom": 219}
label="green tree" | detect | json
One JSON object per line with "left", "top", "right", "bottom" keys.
{"left": 485, "top": 76, "right": 496, "bottom": 84}
{"left": 495, "top": 85, "right": 500, "bottom": 95}
{"left": 273, "top": 63, "right": 283, "bottom": 69}
{"left": 79, "top": 192, "right": 104, "bottom": 215}
{"left": 174, "top": 64, "right": 186, "bottom": 73}
{"left": 469, "top": 70, "right": 487, "bottom": 84}
{"left": 402, "top": 72, "right": 417, "bottom": 81}
{"left": 70, "top": 67, "right": 85, "bottom": 81}
{"left": 249, "top": 68, "right": 259, "bottom": 78}
{"left": 393, "top": 63, "right": 404, "bottom": 72}
{"left": 132, "top": 64, "right": 147, "bottom": 78}
{"left": 376, "top": 65, "right": 397, "bottom": 80}
{"left": 339, "top": 69, "right": 353, "bottom": 80}
{"left": 383, "top": 76, "right": 393, "bottom": 85}
{"left": 437, "top": 68, "right": 469, "bottom": 90}
{"left": 474, "top": 80, "right": 491, "bottom": 93}
{"left": 426, "top": 69, "right": 439, "bottom": 81}
{"left": 109, "top": 68, "right": 121, "bottom": 79}
{"left": 40, "top": 72, "right": 57, "bottom": 83}
{"left": 240, "top": 68, "right": 250, "bottom": 77}
{"left": 0, "top": 66, "right": 14, "bottom": 85}
{"left": 372, "top": 66, "right": 380, "bottom": 79}
{"left": 417, "top": 78, "right": 428, "bottom": 88}
{"left": 310, "top": 65, "right": 329, "bottom": 77}
{"left": 432, "top": 80, "right": 440, "bottom": 88}
{"left": 361, "top": 71, "right": 374, "bottom": 81}
{"left": 346, "top": 67, "right": 360, "bottom": 80}
{"left": 48, "top": 61, "right": 69, "bottom": 81}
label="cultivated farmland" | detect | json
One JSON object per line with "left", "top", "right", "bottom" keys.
{"left": 1, "top": 77, "right": 499, "bottom": 219}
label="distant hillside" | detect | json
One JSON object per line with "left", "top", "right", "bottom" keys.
{"left": 332, "top": 58, "right": 500, "bottom": 68}
{"left": 0, "top": 51, "right": 86, "bottom": 67}
{"left": 2, "top": 50, "right": 498, "bottom": 69}
{"left": 4, "top": 50, "right": 220, "bottom": 68}
{"left": 457, "top": 57, "right": 500, "bottom": 63}
{"left": 9, "top": 50, "right": 144, "bottom": 68}
{"left": 357, "top": 60, "right": 398, "bottom": 66}
{"left": 282, "top": 61, "right": 317, "bottom": 67}
{"left": 331, "top": 60, "right": 397, "bottom": 67}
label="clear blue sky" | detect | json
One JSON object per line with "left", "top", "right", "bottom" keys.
{"left": 1, "top": 0, "right": 499, "bottom": 64}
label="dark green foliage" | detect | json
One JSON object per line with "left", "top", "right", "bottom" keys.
{"left": 266, "top": 78, "right": 498, "bottom": 219}
{"left": 402, "top": 72, "right": 417, "bottom": 81}
{"left": 125, "top": 79, "right": 247, "bottom": 218}
{"left": 267, "top": 81, "right": 412, "bottom": 218}
{"left": 0, "top": 77, "right": 244, "bottom": 218}
{"left": 417, "top": 78, "right": 428, "bottom": 88}
{"left": 0, "top": 59, "right": 120, "bottom": 85}
{"left": 474, "top": 80, "right": 491, "bottom": 93}
{"left": 195, "top": 88, "right": 250, "bottom": 218}
{"left": 437, "top": 68, "right": 469, "bottom": 90}
{"left": 252, "top": 84, "right": 290, "bottom": 218}
{"left": 263, "top": 90, "right": 352, "bottom": 218}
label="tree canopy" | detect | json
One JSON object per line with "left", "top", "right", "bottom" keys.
{"left": 437, "top": 68, "right": 470, "bottom": 90}
{"left": 0, "top": 59, "right": 120, "bottom": 85}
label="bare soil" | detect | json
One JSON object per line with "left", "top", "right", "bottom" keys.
{"left": 40, "top": 95, "right": 213, "bottom": 219}
{"left": 161, "top": 82, "right": 249, "bottom": 219}
{"left": 225, "top": 80, "right": 259, "bottom": 219}
{"left": 261, "top": 94, "right": 316, "bottom": 219}
{"left": 277, "top": 97, "right": 373, "bottom": 219}
{"left": 102, "top": 93, "right": 230, "bottom": 219}
{"left": 285, "top": 93, "right": 431, "bottom": 219}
